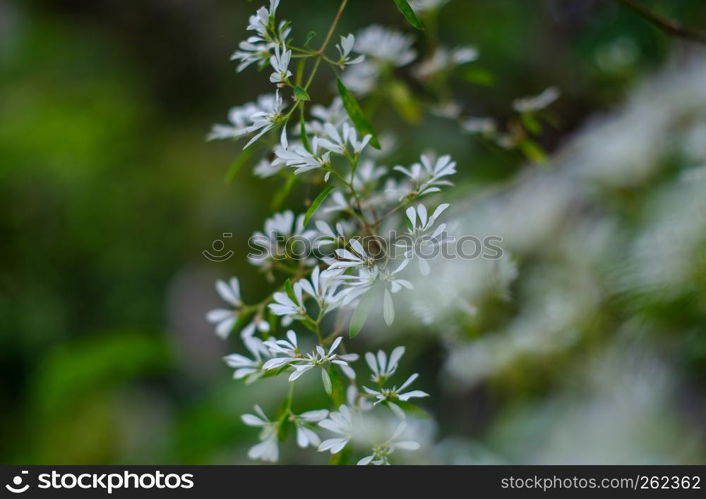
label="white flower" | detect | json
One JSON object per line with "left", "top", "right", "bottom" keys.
{"left": 318, "top": 405, "right": 354, "bottom": 453}
{"left": 298, "top": 266, "right": 346, "bottom": 314}
{"left": 357, "top": 421, "right": 420, "bottom": 465}
{"left": 366, "top": 347, "right": 406, "bottom": 384}
{"left": 207, "top": 94, "right": 282, "bottom": 141}
{"left": 269, "top": 44, "right": 292, "bottom": 84}
{"left": 414, "top": 45, "right": 478, "bottom": 80}
{"left": 224, "top": 336, "right": 273, "bottom": 382}
{"left": 253, "top": 157, "right": 284, "bottom": 178}
{"left": 364, "top": 372, "right": 429, "bottom": 417}
{"left": 406, "top": 203, "right": 449, "bottom": 235}
{"left": 206, "top": 277, "right": 242, "bottom": 338}
{"left": 243, "top": 90, "right": 285, "bottom": 148}
{"left": 318, "top": 122, "right": 372, "bottom": 155}
{"left": 336, "top": 34, "right": 364, "bottom": 66}
{"left": 268, "top": 284, "right": 307, "bottom": 319}
{"left": 394, "top": 154, "right": 457, "bottom": 197}
{"left": 293, "top": 410, "right": 329, "bottom": 448}
{"left": 512, "top": 86, "right": 560, "bottom": 113}
{"left": 264, "top": 335, "right": 358, "bottom": 383}
{"left": 403, "top": 203, "right": 450, "bottom": 275}
{"left": 352, "top": 160, "right": 388, "bottom": 193}
{"left": 314, "top": 220, "right": 350, "bottom": 248}
{"left": 230, "top": 0, "right": 290, "bottom": 72}
{"left": 329, "top": 239, "right": 376, "bottom": 270}
{"left": 273, "top": 128, "right": 332, "bottom": 175}
{"left": 462, "top": 117, "right": 497, "bottom": 135}
{"left": 241, "top": 405, "right": 279, "bottom": 462}
{"left": 322, "top": 191, "right": 350, "bottom": 214}
{"left": 354, "top": 26, "right": 416, "bottom": 66}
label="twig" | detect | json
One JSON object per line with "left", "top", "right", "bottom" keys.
{"left": 614, "top": 0, "right": 706, "bottom": 45}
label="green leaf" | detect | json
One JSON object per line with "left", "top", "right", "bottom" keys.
{"left": 328, "top": 365, "right": 348, "bottom": 406}
{"left": 225, "top": 148, "right": 254, "bottom": 184}
{"left": 329, "top": 446, "right": 352, "bottom": 465}
{"left": 460, "top": 66, "right": 495, "bottom": 86}
{"left": 304, "top": 186, "right": 335, "bottom": 226}
{"left": 293, "top": 85, "right": 311, "bottom": 102}
{"left": 519, "top": 139, "right": 547, "bottom": 165}
{"left": 389, "top": 80, "right": 421, "bottom": 123}
{"left": 349, "top": 290, "right": 375, "bottom": 338}
{"left": 271, "top": 174, "right": 297, "bottom": 211}
{"left": 520, "top": 112, "right": 542, "bottom": 135}
{"left": 304, "top": 30, "right": 317, "bottom": 47}
{"left": 336, "top": 78, "right": 380, "bottom": 149}
{"left": 383, "top": 288, "right": 395, "bottom": 326}
{"left": 392, "top": 0, "right": 424, "bottom": 30}
{"left": 322, "top": 368, "right": 333, "bottom": 396}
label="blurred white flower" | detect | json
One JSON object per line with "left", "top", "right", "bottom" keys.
{"left": 318, "top": 405, "right": 354, "bottom": 453}
{"left": 206, "top": 277, "right": 242, "bottom": 338}
{"left": 357, "top": 421, "right": 420, "bottom": 465}
{"left": 512, "top": 87, "right": 560, "bottom": 113}
{"left": 241, "top": 405, "right": 279, "bottom": 462}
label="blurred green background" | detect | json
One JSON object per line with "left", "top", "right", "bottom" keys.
{"left": 1, "top": 0, "right": 705, "bottom": 464}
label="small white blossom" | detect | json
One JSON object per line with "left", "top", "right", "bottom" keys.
{"left": 293, "top": 410, "right": 329, "bottom": 448}
{"left": 298, "top": 266, "right": 346, "bottom": 314}
{"left": 394, "top": 154, "right": 457, "bottom": 197}
{"left": 269, "top": 44, "right": 292, "bottom": 84}
{"left": 241, "top": 405, "right": 279, "bottom": 462}
{"left": 231, "top": 0, "right": 290, "bottom": 72}
{"left": 366, "top": 347, "right": 406, "bottom": 384}
{"left": 329, "top": 239, "right": 376, "bottom": 270}
{"left": 274, "top": 129, "right": 332, "bottom": 175}
{"left": 268, "top": 284, "right": 307, "bottom": 319}
{"left": 243, "top": 90, "right": 285, "bottom": 148}
{"left": 264, "top": 335, "right": 358, "bottom": 382}
{"left": 336, "top": 34, "right": 364, "bottom": 66}
{"left": 512, "top": 86, "right": 560, "bottom": 113}
{"left": 224, "top": 336, "right": 273, "bottom": 382}
{"left": 354, "top": 25, "right": 416, "bottom": 66}
{"left": 206, "top": 277, "right": 242, "bottom": 338}
{"left": 364, "top": 372, "right": 429, "bottom": 417}
{"left": 318, "top": 122, "right": 372, "bottom": 156}
{"left": 318, "top": 405, "right": 354, "bottom": 454}
{"left": 357, "top": 421, "right": 420, "bottom": 465}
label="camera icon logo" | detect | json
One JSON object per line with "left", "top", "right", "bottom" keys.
{"left": 5, "top": 470, "right": 29, "bottom": 494}
{"left": 203, "top": 233, "right": 235, "bottom": 262}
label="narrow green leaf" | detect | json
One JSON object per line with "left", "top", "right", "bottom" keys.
{"left": 519, "top": 139, "right": 547, "bottom": 165}
{"left": 461, "top": 66, "right": 495, "bottom": 86}
{"left": 520, "top": 112, "right": 542, "bottom": 135}
{"left": 383, "top": 288, "right": 395, "bottom": 326}
{"left": 389, "top": 80, "right": 421, "bottom": 123}
{"left": 392, "top": 0, "right": 424, "bottom": 30}
{"left": 225, "top": 148, "right": 254, "bottom": 184}
{"left": 336, "top": 78, "right": 380, "bottom": 149}
{"left": 349, "top": 290, "right": 375, "bottom": 338}
{"left": 322, "top": 368, "right": 333, "bottom": 396}
{"left": 271, "top": 174, "right": 298, "bottom": 211}
{"left": 304, "top": 186, "right": 335, "bottom": 226}
{"left": 293, "top": 85, "right": 311, "bottom": 102}
{"left": 304, "top": 30, "right": 317, "bottom": 47}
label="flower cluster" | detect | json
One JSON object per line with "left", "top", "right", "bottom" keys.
{"left": 206, "top": 0, "right": 476, "bottom": 465}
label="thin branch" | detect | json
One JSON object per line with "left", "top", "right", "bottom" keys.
{"left": 614, "top": 0, "right": 706, "bottom": 45}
